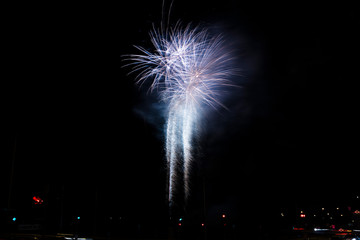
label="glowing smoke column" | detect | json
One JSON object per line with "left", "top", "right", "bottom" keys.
{"left": 125, "top": 24, "right": 234, "bottom": 205}
{"left": 181, "top": 100, "right": 196, "bottom": 201}
{"left": 165, "top": 102, "right": 181, "bottom": 203}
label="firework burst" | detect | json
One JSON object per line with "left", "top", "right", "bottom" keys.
{"left": 124, "top": 23, "right": 235, "bottom": 206}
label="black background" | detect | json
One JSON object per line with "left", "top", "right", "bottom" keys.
{"left": 2, "top": 0, "right": 359, "bottom": 235}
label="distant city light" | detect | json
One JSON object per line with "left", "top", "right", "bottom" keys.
{"left": 300, "top": 214, "right": 306, "bottom": 218}
{"left": 222, "top": 214, "right": 226, "bottom": 218}
{"left": 281, "top": 213, "right": 284, "bottom": 217}
{"left": 12, "top": 217, "right": 16, "bottom": 222}
{"left": 77, "top": 216, "right": 80, "bottom": 220}
{"left": 201, "top": 223, "right": 205, "bottom": 227}
{"left": 322, "top": 208, "right": 325, "bottom": 211}
{"left": 314, "top": 228, "right": 329, "bottom": 231}
{"left": 179, "top": 218, "right": 183, "bottom": 222}
{"left": 33, "top": 196, "right": 43, "bottom": 205}
{"left": 178, "top": 223, "right": 182, "bottom": 226}
{"left": 293, "top": 227, "right": 304, "bottom": 231}
{"left": 65, "top": 238, "right": 90, "bottom": 240}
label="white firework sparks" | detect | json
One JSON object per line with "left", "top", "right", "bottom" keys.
{"left": 125, "top": 23, "right": 235, "bottom": 205}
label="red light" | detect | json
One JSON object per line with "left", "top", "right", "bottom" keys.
{"left": 354, "top": 210, "right": 360, "bottom": 214}
{"left": 178, "top": 223, "right": 181, "bottom": 226}
{"left": 300, "top": 214, "right": 306, "bottom": 218}
{"left": 222, "top": 214, "right": 226, "bottom": 218}
{"left": 33, "top": 196, "right": 43, "bottom": 205}
{"left": 201, "top": 223, "right": 205, "bottom": 227}
{"left": 293, "top": 227, "right": 304, "bottom": 231}
{"left": 224, "top": 223, "right": 226, "bottom": 226}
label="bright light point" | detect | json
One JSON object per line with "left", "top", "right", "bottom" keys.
{"left": 179, "top": 218, "right": 182, "bottom": 221}
{"left": 222, "top": 214, "right": 226, "bottom": 218}
{"left": 178, "top": 223, "right": 181, "bottom": 226}
{"left": 33, "top": 196, "right": 43, "bottom": 205}
{"left": 12, "top": 217, "right": 16, "bottom": 222}
{"left": 322, "top": 208, "right": 325, "bottom": 211}
{"left": 201, "top": 223, "right": 205, "bottom": 227}
{"left": 336, "top": 207, "right": 339, "bottom": 210}
{"left": 314, "top": 228, "right": 329, "bottom": 232}
{"left": 77, "top": 216, "right": 80, "bottom": 220}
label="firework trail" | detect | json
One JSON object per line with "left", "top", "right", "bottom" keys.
{"left": 125, "top": 23, "right": 234, "bottom": 205}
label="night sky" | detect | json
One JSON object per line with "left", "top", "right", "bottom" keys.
{"left": 2, "top": 0, "right": 359, "bottom": 232}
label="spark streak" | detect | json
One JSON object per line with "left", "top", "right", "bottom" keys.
{"left": 125, "top": 23, "right": 234, "bottom": 206}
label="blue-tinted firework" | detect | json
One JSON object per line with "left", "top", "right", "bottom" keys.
{"left": 125, "top": 23, "right": 234, "bottom": 205}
